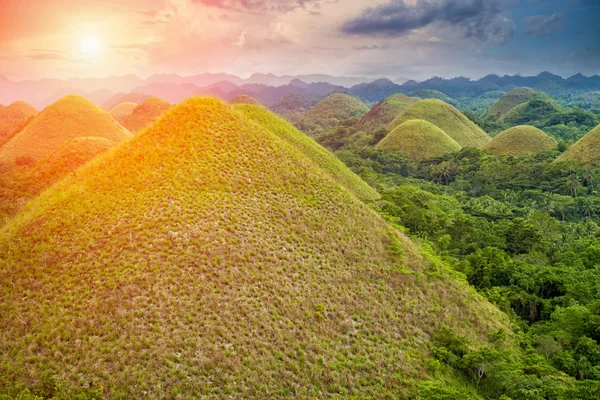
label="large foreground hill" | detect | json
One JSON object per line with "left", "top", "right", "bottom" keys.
{"left": 0, "top": 98, "right": 510, "bottom": 398}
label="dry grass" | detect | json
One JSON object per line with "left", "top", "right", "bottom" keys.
{"left": 229, "top": 95, "right": 262, "bottom": 106}
{"left": 123, "top": 97, "right": 172, "bottom": 133}
{"left": 0, "top": 95, "right": 129, "bottom": 169}
{"left": 376, "top": 119, "right": 461, "bottom": 161}
{"left": 0, "top": 97, "right": 513, "bottom": 398}
{"left": 356, "top": 94, "right": 418, "bottom": 133}
{"left": 556, "top": 123, "right": 600, "bottom": 165}
{"left": 482, "top": 125, "right": 557, "bottom": 156}
{"left": 0, "top": 101, "right": 38, "bottom": 148}
{"left": 388, "top": 99, "right": 490, "bottom": 148}
{"left": 109, "top": 102, "right": 138, "bottom": 125}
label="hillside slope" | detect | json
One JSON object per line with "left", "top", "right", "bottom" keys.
{"left": 388, "top": 99, "right": 490, "bottom": 148}
{"left": 0, "top": 101, "right": 38, "bottom": 147}
{"left": 124, "top": 97, "right": 172, "bottom": 133}
{"left": 356, "top": 94, "right": 417, "bottom": 133}
{"left": 228, "top": 94, "right": 262, "bottom": 106}
{"left": 482, "top": 125, "right": 557, "bottom": 156}
{"left": 486, "top": 87, "right": 549, "bottom": 119}
{"left": 377, "top": 119, "right": 461, "bottom": 161}
{"left": 109, "top": 102, "right": 138, "bottom": 124}
{"left": 0, "top": 95, "right": 129, "bottom": 168}
{"left": 296, "top": 93, "right": 369, "bottom": 134}
{"left": 0, "top": 97, "right": 511, "bottom": 398}
{"left": 557, "top": 123, "right": 600, "bottom": 165}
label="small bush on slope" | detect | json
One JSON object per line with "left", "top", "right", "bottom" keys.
{"left": 388, "top": 99, "right": 490, "bottom": 148}
{"left": 376, "top": 119, "right": 461, "bottom": 161}
{"left": 0, "top": 97, "right": 512, "bottom": 399}
{"left": 482, "top": 126, "right": 557, "bottom": 156}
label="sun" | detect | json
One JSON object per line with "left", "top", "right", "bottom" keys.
{"left": 80, "top": 35, "right": 102, "bottom": 56}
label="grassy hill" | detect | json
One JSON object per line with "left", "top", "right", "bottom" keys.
{"left": 0, "top": 97, "right": 512, "bottom": 398}
{"left": 482, "top": 125, "right": 557, "bottom": 156}
{"left": 228, "top": 95, "right": 262, "bottom": 106}
{"left": 408, "top": 89, "right": 453, "bottom": 104}
{"left": 232, "top": 103, "right": 379, "bottom": 201}
{"left": 556, "top": 123, "right": 600, "bottom": 165}
{"left": 388, "top": 99, "right": 490, "bottom": 148}
{"left": 499, "top": 98, "right": 560, "bottom": 125}
{"left": 104, "top": 92, "right": 152, "bottom": 110}
{"left": 486, "top": 87, "right": 549, "bottom": 119}
{"left": 0, "top": 101, "right": 38, "bottom": 147}
{"left": 270, "top": 92, "right": 315, "bottom": 122}
{"left": 123, "top": 97, "right": 172, "bottom": 133}
{"left": 356, "top": 94, "right": 418, "bottom": 133}
{"left": 376, "top": 119, "right": 461, "bottom": 161}
{"left": 0, "top": 95, "right": 129, "bottom": 169}
{"left": 109, "top": 102, "right": 138, "bottom": 124}
{"left": 296, "top": 93, "right": 369, "bottom": 135}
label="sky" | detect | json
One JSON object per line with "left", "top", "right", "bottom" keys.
{"left": 0, "top": 0, "right": 598, "bottom": 81}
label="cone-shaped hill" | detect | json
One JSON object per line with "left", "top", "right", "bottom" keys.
{"left": 0, "top": 97, "right": 511, "bottom": 397}
{"left": 232, "top": 103, "right": 379, "bottom": 201}
{"left": 297, "top": 93, "right": 369, "bottom": 134}
{"left": 109, "top": 102, "right": 138, "bottom": 124}
{"left": 485, "top": 87, "right": 550, "bottom": 120}
{"left": 123, "top": 96, "right": 172, "bottom": 133}
{"left": 388, "top": 99, "right": 490, "bottom": 148}
{"left": 103, "top": 92, "right": 152, "bottom": 110}
{"left": 482, "top": 125, "right": 557, "bottom": 156}
{"left": 356, "top": 93, "right": 418, "bottom": 132}
{"left": 0, "top": 95, "right": 129, "bottom": 168}
{"left": 0, "top": 101, "right": 39, "bottom": 147}
{"left": 376, "top": 119, "right": 461, "bottom": 161}
{"left": 228, "top": 94, "right": 262, "bottom": 106}
{"left": 556, "top": 124, "right": 600, "bottom": 165}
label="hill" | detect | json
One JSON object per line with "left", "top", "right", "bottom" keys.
{"left": 408, "top": 89, "right": 453, "bottom": 104}
{"left": 570, "top": 91, "right": 600, "bottom": 110}
{"left": 232, "top": 103, "right": 379, "bottom": 201}
{"left": 556, "top": 123, "right": 600, "bottom": 165}
{"left": 0, "top": 95, "right": 129, "bottom": 168}
{"left": 356, "top": 93, "right": 417, "bottom": 133}
{"left": 482, "top": 125, "right": 557, "bottom": 156}
{"left": 109, "top": 102, "right": 138, "bottom": 124}
{"left": 499, "top": 98, "right": 560, "bottom": 125}
{"left": 388, "top": 99, "right": 491, "bottom": 148}
{"left": 228, "top": 94, "right": 262, "bottom": 106}
{"left": 376, "top": 119, "right": 461, "bottom": 161}
{"left": 0, "top": 97, "right": 512, "bottom": 398}
{"left": 103, "top": 92, "right": 152, "bottom": 110}
{"left": 0, "top": 101, "right": 38, "bottom": 147}
{"left": 486, "top": 87, "right": 549, "bottom": 119}
{"left": 296, "top": 93, "right": 369, "bottom": 135}
{"left": 269, "top": 92, "right": 315, "bottom": 122}
{"left": 123, "top": 97, "right": 172, "bottom": 133}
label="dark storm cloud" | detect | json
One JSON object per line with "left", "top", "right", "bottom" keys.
{"left": 340, "top": 0, "right": 514, "bottom": 44}
{"left": 191, "top": 0, "right": 320, "bottom": 13}
{"left": 525, "top": 12, "right": 564, "bottom": 36}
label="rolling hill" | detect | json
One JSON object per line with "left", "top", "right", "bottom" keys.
{"left": 0, "top": 95, "right": 129, "bottom": 168}
{"left": 388, "top": 99, "right": 490, "bottom": 148}
{"left": 109, "top": 102, "right": 138, "bottom": 124}
{"left": 556, "top": 123, "right": 600, "bottom": 165}
{"left": 228, "top": 94, "right": 262, "bottom": 106}
{"left": 104, "top": 92, "right": 152, "bottom": 110}
{"left": 296, "top": 93, "right": 369, "bottom": 135}
{"left": 481, "top": 125, "right": 557, "bottom": 156}
{"left": 485, "top": 87, "right": 550, "bottom": 119}
{"left": 0, "top": 101, "right": 38, "bottom": 147}
{"left": 269, "top": 92, "right": 315, "bottom": 122}
{"left": 376, "top": 119, "right": 461, "bottom": 161}
{"left": 123, "top": 97, "right": 172, "bottom": 133}
{"left": 356, "top": 94, "right": 418, "bottom": 133}
{"left": 0, "top": 97, "right": 512, "bottom": 398}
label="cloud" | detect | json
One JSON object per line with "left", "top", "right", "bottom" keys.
{"left": 190, "top": 0, "right": 321, "bottom": 13}
{"left": 340, "top": 0, "right": 514, "bottom": 44}
{"left": 233, "top": 30, "right": 247, "bottom": 47}
{"left": 525, "top": 12, "right": 564, "bottom": 36}
{"left": 27, "top": 52, "right": 65, "bottom": 60}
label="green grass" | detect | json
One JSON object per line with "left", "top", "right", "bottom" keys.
{"left": 269, "top": 92, "right": 314, "bottom": 122}
{"left": 388, "top": 99, "right": 490, "bottom": 148}
{"left": 0, "top": 97, "right": 513, "bottom": 398}
{"left": 296, "top": 93, "right": 369, "bottom": 135}
{"left": 0, "top": 101, "right": 38, "bottom": 148}
{"left": 485, "top": 87, "right": 549, "bottom": 120}
{"left": 109, "top": 102, "right": 138, "bottom": 124}
{"left": 0, "top": 95, "right": 129, "bottom": 169}
{"left": 232, "top": 103, "right": 379, "bottom": 201}
{"left": 228, "top": 95, "right": 262, "bottom": 106}
{"left": 556, "top": 123, "right": 600, "bottom": 165}
{"left": 408, "top": 89, "right": 452, "bottom": 104}
{"left": 481, "top": 125, "right": 557, "bottom": 156}
{"left": 376, "top": 119, "right": 461, "bottom": 161}
{"left": 356, "top": 94, "right": 418, "bottom": 133}
{"left": 123, "top": 97, "right": 172, "bottom": 133}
